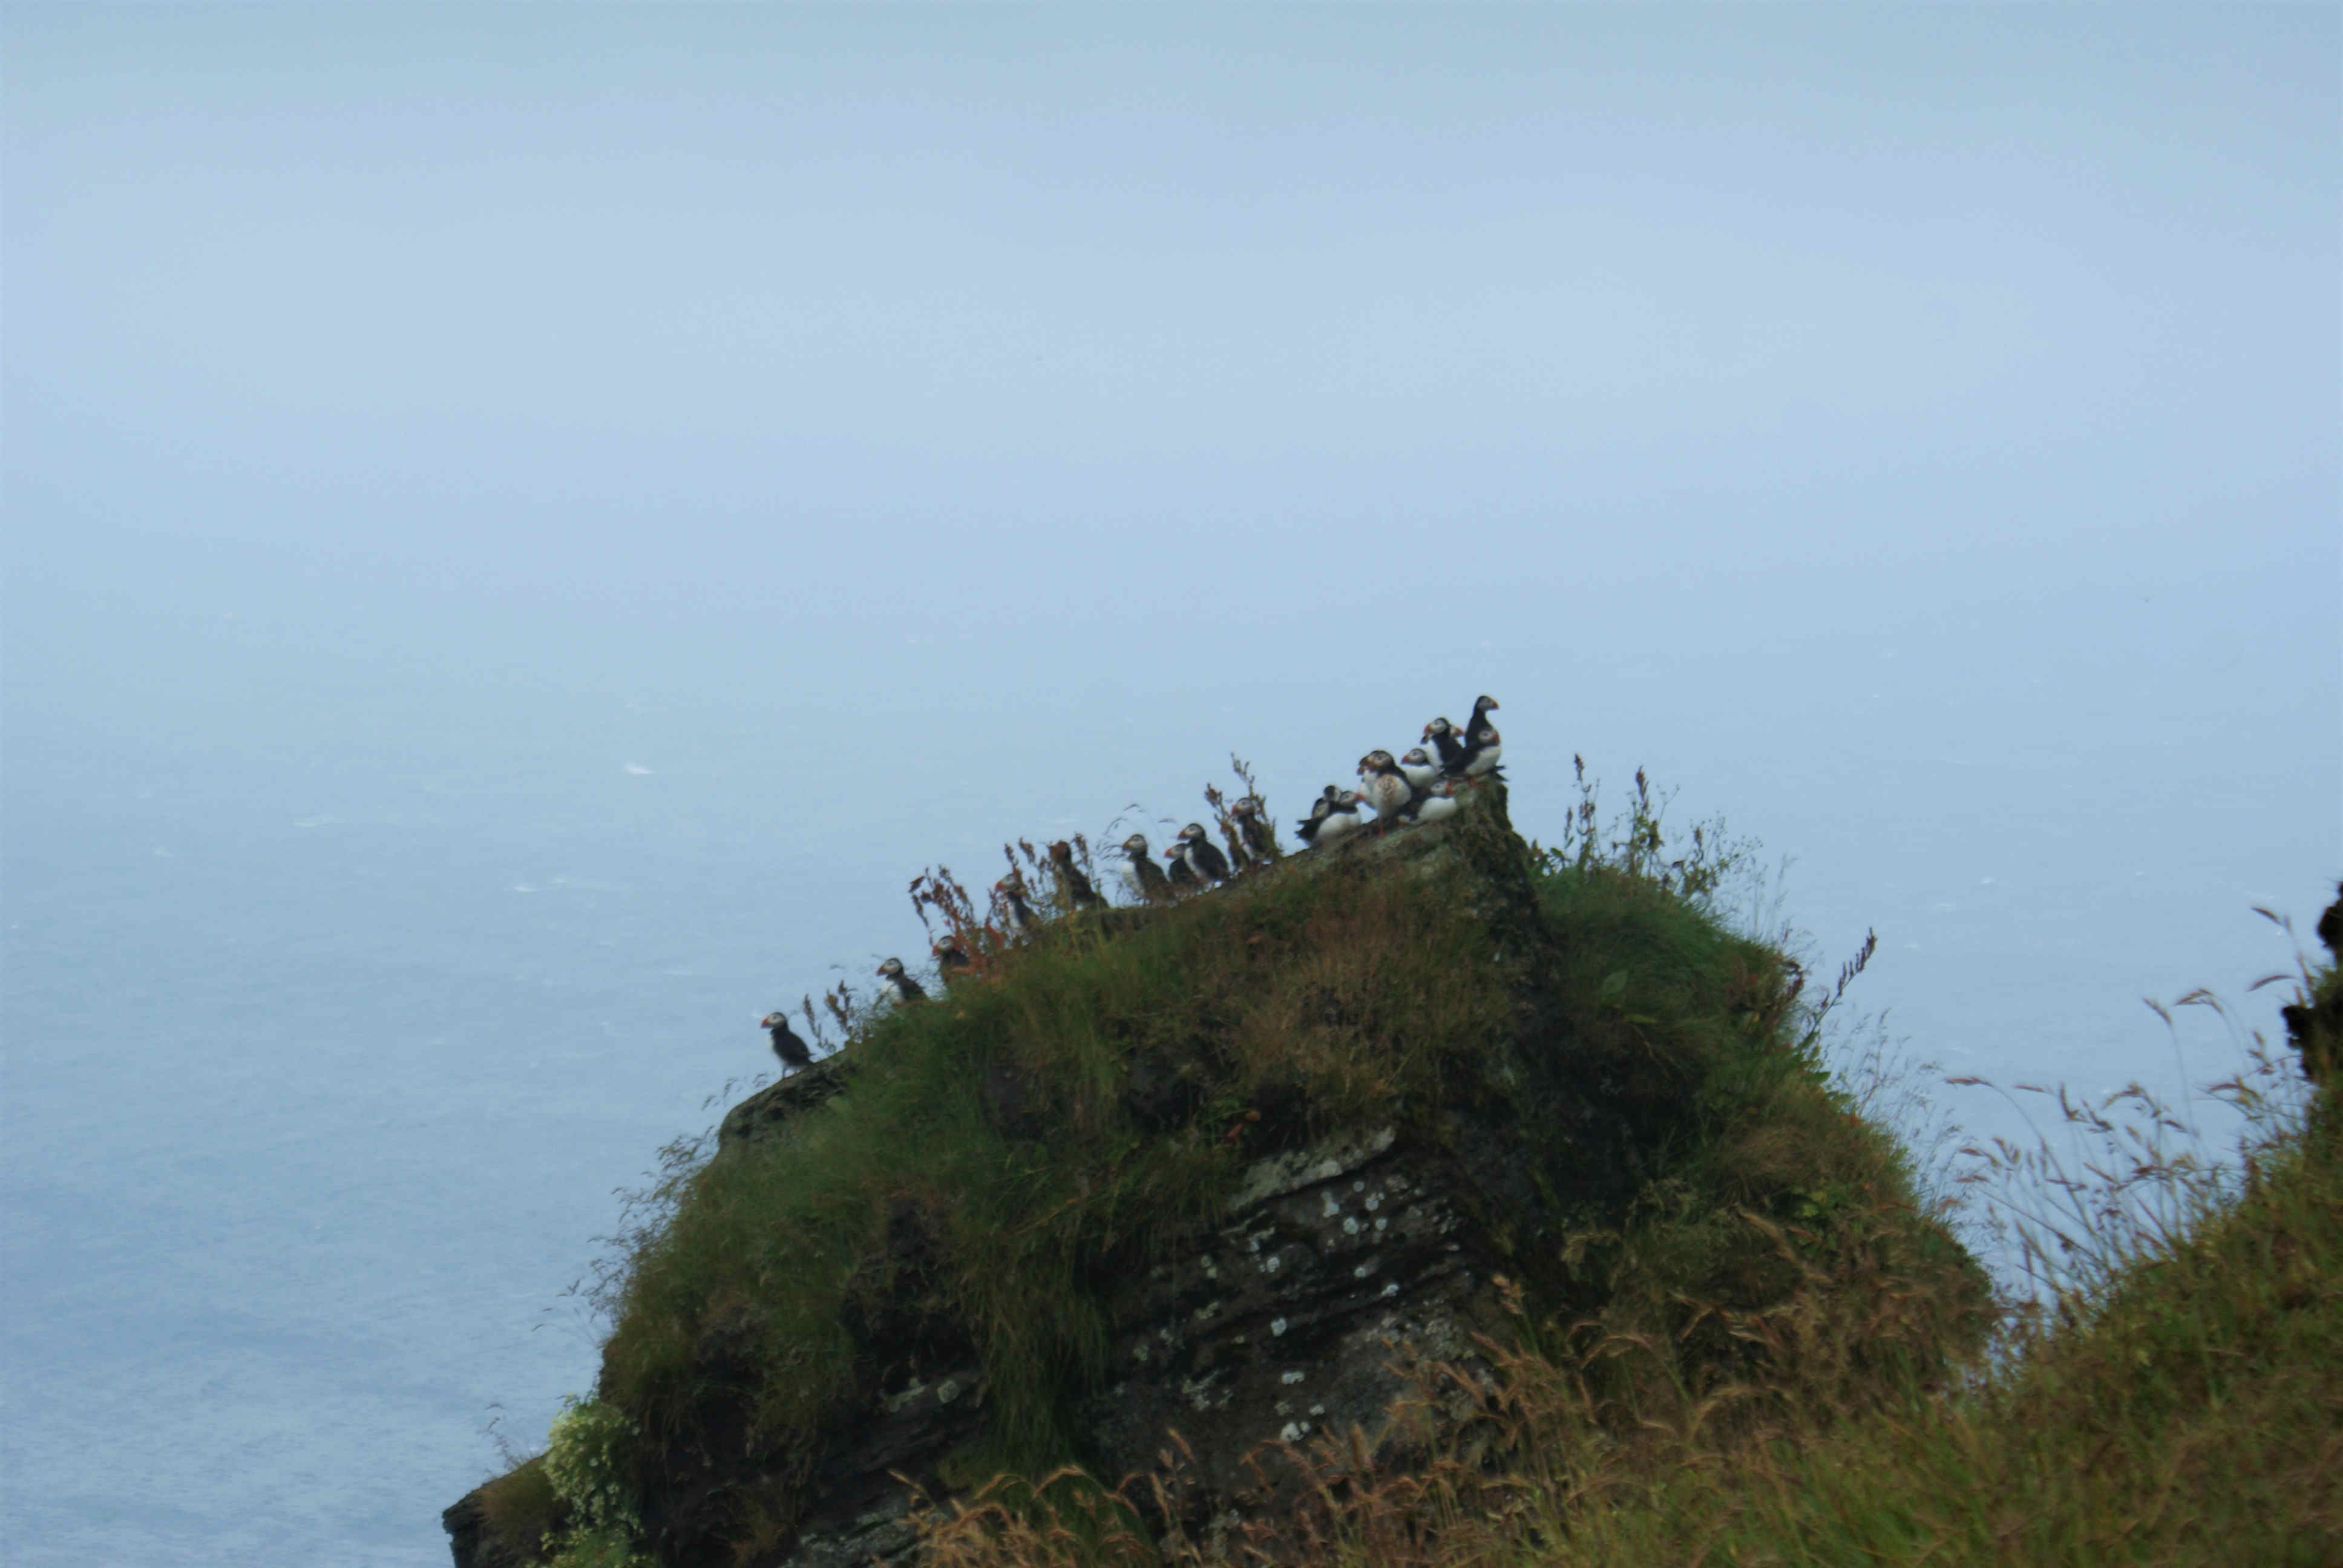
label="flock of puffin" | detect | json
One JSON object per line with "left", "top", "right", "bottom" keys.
{"left": 759, "top": 694, "right": 1504, "bottom": 1074}
{"left": 1297, "top": 693, "right": 1503, "bottom": 851}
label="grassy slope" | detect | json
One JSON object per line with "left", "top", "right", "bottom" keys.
{"left": 478, "top": 788, "right": 1986, "bottom": 1566}
{"left": 1029, "top": 895, "right": 2339, "bottom": 1568}
{"left": 601, "top": 823, "right": 1517, "bottom": 1541}
{"left": 1498, "top": 1086, "right": 2343, "bottom": 1567}
{"left": 1703, "top": 932, "right": 2343, "bottom": 1565}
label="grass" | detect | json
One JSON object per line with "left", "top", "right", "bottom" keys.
{"left": 916, "top": 884, "right": 2343, "bottom": 1567}
{"left": 579, "top": 800, "right": 1533, "bottom": 1560}
{"left": 476, "top": 765, "right": 1997, "bottom": 1565}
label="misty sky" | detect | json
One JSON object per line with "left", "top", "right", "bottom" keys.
{"left": 2, "top": 9, "right": 2337, "bottom": 1565}
{"left": 9, "top": 6, "right": 2334, "bottom": 1013}
{"left": 11, "top": 7, "right": 2335, "bottom": 890}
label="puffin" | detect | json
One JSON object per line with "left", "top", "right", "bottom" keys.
{"left": 1047, "top": 840, "right": 1105, "bottom": 912}
{"left": 1176, "top": 823, "right": 1234, "bottom": 885}
{"left": 932, "top": 936, "right": 974, "bottom": 983}
{"left": 1357, "top": 751, "right": 1414, "bottom": 828}
{"left": 1164, "top": 843, "right": 1200, "bottom": 894}
{"left": 1398, "top": 780, "right": 1462, "bottom": 827}
{"left": 1119, "top": 832, "right": 1176, "bottom": 905}
{"left": 1423, "top": 717, "right": 1467, "bottom": 776}
{"left": 1454, "top": 695, "right": 1503, "bottom": 780}
{"left": 994, "top": 870, "right": 1041, "bottom": 936}
{"left": 1294, "top": 793, "right": 1335, "bottom": 847}
{"left": 876, "top": 956, "right": 928, "bottom": 1005}
{"left": 1461, "top": 721, "right": 1503, "bottom": 779}
{"left": 760, "top": 1010, "right": 815, "bottom": 1073}
{"left": 1398, "top": 747, "right": 1443, "bottom": 793}
{"left": 1232, "top": 795, "right": 1278, "bottom": 864}
{"left": 1223, "top": 826, "right": 1257, "bottom": 877}
{"left": 1307, "top": 789, "right": 1370, "bottom": 849}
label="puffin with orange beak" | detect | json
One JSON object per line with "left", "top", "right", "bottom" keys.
{"left": 1357, "top": 750, "right": 1414, "bottom": 829}
{"left": 1299, "top": 788, "right": 1369, "bottom": 849}
{"left": 760, "top": 1011, "right": 816, "bottom": 1073}
{"left": 1175, "top": 823, "right": 1233, "bottom": 885}
{"left": 1455, "top": 694, "right": 1502, "bottom": 780}
{"left": 1119, "top": 832, "right": 1175, "bottom": 905}
{"left": 1398, "top": 747, "right": 1442, "bottom": 792}
{"left": 1231, "top": 795, "right": 1278, "bottom": 865}
{"left": 1423, "top": 716, "right": 1467, "bottom": 776}
{"left": 1398, "top": 779, "right": 1462, "bottom": 826}
{"left": 876, "top": 956, "right": 928, "bottom": 1005}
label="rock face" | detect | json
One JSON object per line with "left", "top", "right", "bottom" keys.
{"left": 718, "top": 1054, "right": 853, "bottom": 1152}
{"left": 1080, "top": 1125, "right": 1492, "bottom": 1507}
{"left": 445, "top": 786, "right": 1791, "bottom": 1568}
{"left": 763, "top": 1119, "right": 1552, "bottom": 1567}
{"left": 442, "top": 1493, "right": 531, "bottom": 1568}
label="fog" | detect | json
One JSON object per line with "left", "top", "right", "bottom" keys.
{"left": 4, "top": 10, "right": 2336, "bottom": 1564}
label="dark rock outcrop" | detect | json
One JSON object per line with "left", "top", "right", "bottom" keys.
{"left": 442, "top": 1492, "right": 533, "bottom": 1568}
{"left": 763, "top": 1117, "right": 1559, "bottom": 1566}
{"left": 718, "top": 1053, "right": 854, "bottom": 1152}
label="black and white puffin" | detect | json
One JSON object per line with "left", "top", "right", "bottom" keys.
{"left": 760, "top": 1010, "right": 815, "bottom": 1073}
{"left": 1176, "top": 823, "right": 1233, "bottom": 885}
{"left": 1222, "top": 823, "right": 1257, "bottom": 877}
{"left": 932, "top": 936, "right": 974, "bottom": 983}
{"left": 1357, "top": 750, "right": 1414, "bottom": 828}
{"left": 1306, "top": 789, "right": 1369, "bottom": 849}
{"left": 1232, "top": 795, "right": 1278, "bottom": 864}
{"left": 1454, "top": 695, "right": 1503, "bottom": 780}
{"left": 1047, "top": 840, "right": 1105, "bottom": 912}
{"left": 1397, "top": 779, "right": 1462, "bottom": 826}
{"left": 876, "top": 956, "right": 928, "bottom": 1005}
{"left": 1398, "top": 747, "right": 1442, "bottom": 793}
{"left": 1294, "top": 794, "right": 1335, "bottom": 846}
{"left": 1119, "top": 832, "right": 1175, "bottom": 905}
{"left": 1423, "top": 716, "right": 1467, "bottom": 776}
{"left": 994, "top": 870, "right": 1041, "bottom": 936}
{"left": 1461, "top": 722, "right": 1503, "bottom": 779}
{"left": 1164, "top": 843, "right": 1200, "bottom": 893}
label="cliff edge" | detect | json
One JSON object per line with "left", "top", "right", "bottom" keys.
{"left": 448, "top": 783, "right": 1982, "bottom": 1567}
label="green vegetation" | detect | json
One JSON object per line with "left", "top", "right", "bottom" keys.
{"left": 585, "top": 798, "right": 1536, "bottom": 1558}
{"left": 468, "top": 769, "right": 2018, "bottom": 1565}
{"left": 921, "top": 887, "right": 2343, "bottom": 1567}
{"left": 471, "top": 1455, "right": 561, "bottom": 1564}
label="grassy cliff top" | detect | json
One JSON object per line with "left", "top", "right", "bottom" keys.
{"left": 471, "top": 779, "right": 1990, "bottom": 1567}
{"left": 917, "top": 890, "right": 2343, "bottom": 1568}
